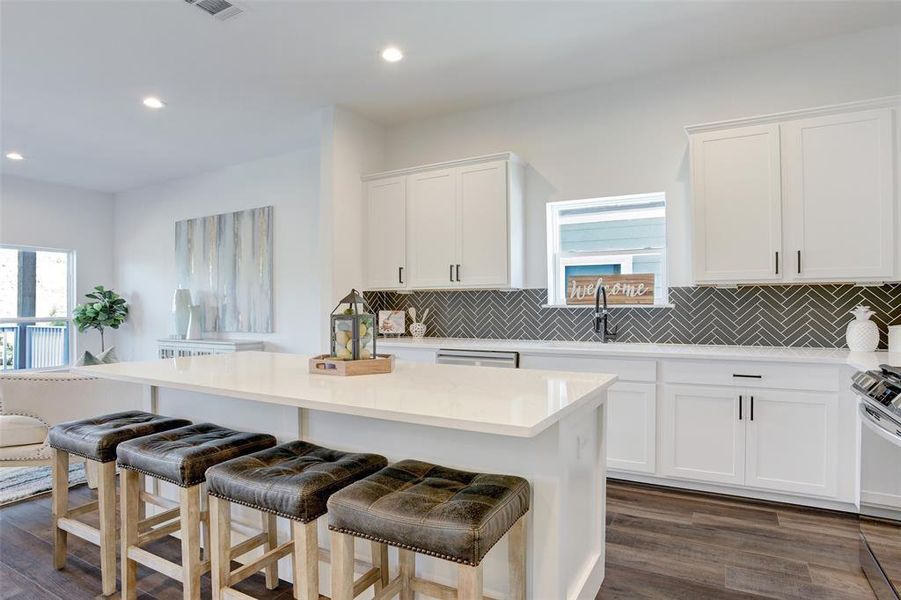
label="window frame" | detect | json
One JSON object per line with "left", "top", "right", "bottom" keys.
{"left": 546, "top": 192, "right": 668, "bottom": 307}
{"left": 1, "top": 243, "right": 77, "bottom": 371}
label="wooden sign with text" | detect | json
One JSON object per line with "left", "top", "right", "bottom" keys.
{"left": 566, "top": 274, "right": 655, "bottom": 305}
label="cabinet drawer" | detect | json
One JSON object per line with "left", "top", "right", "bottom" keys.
{"left": 660, "top": 359, "right": 838, "bottom": 392}
{"left": 388, "top": 348, "right": 436, "bottom": 364}
{"left": 519, "top": 354, "right": 656, "bottom": 382}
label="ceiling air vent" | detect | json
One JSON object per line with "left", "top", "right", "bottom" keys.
{"left": 184, "top": 0, "right": 244, "bottom": 21}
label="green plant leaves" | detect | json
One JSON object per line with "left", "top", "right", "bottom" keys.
{"left": 73, "top": 286, "right": 129, "bottom": 334}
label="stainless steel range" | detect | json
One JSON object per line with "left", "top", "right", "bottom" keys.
{"left": 852, "top": 364, "right": 901, "bottom": 600}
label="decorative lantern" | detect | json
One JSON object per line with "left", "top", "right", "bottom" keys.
{"left": 330, "top": 289, "right": 376, "bottom": 360}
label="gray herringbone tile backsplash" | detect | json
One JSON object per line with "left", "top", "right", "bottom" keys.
{"left": 365, "top": 285, "right": 901, "bottom": 348}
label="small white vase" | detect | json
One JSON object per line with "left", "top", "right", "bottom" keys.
{"left": 846, "top": 305, "right": 879, "bottom": 352}
{"left": 172, "top": 289, "right": 192, "bottom": 339}
{"left": 186, "top": 305, "right": 203, "bottom": 340}
{"left": 409, "top": 322, "right": 426, "bottom": 339}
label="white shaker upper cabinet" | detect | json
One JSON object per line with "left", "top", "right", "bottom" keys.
{"left": 781, "top": 108, "right": 895, "bottom": 281}
{"left": 691, "top": 125, "right": 783, "bottom": 283}
{"left": 457, "top": 160, "right": 510, "bottom": 288}
{"left": 407, "top": 167, "right": 459, "bottom": 289}
{"left": 364, "top": 153, "right": 525, "bottom": 291}
{"left": 364, "top": 176, "right": 408, "bottom": 290}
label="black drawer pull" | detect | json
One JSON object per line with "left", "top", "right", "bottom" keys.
{"left": 733, "top": 374, "right": 762, "bottom": 379}
{"left": 750, "top": 396, "right": 755, "bottom": 421}
{"left": 739, "top": 395, "right": 742, "bottom": 420}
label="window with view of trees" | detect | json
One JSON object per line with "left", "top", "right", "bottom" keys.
{"left": 546, "top": 192, "right": 667, "bottom": 306}
{"left": 0, "top": 245, "right": 74, "bottom": 370}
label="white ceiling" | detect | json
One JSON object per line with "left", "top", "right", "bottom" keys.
{"left": 2, "top": 0, "right": 900, "bottom": 193}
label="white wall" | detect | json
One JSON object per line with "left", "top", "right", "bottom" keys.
{"left": 0, "top": 175, "right": 116, "bottom": 353}
{"left": 384, "top": 25, "right": 901, "bottom": 288}
{"left": 318, "top": 107, "right": 386, "bottom": 312}
{"left": 113, "top": 148, "right": 321, "bottom": 360}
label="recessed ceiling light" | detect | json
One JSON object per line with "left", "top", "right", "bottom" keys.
{"left": 5, "top": 152, "right": 24, "bottom": 161}
{"left": 142, "top": 96, "right": 166, "bottom": 109}
{"left": 381, "top": 46, "right": 403, "bottom": 63}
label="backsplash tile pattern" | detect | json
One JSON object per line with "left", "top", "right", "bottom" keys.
{"left": 365, "top": 284, "right": 901, "bottom": 348}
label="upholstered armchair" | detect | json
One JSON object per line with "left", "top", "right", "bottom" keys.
{"left": 0, "top": 372, "right": 144, "bottom": 469}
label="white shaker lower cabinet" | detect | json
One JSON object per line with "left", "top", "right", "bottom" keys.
{"left": 606, "top": 382, "right": 657, "bottom": 474}
{"left": 744, "top": 389, "right": 839, "bottom": 497}
{"left": 660, "top": 385, "right": 746, "bottom": 486}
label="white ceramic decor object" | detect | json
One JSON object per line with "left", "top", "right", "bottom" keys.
{"left": 410, "top": 322, "right": 426, "bottom": 338}
{"left": 889, "top": 325, "right": 901, "bottom": 354}
{"left": 172, "top": 289, "right": 192, "bottom": 339}
{"left": 186, "top": 305, "right": 203, "bottom": 340}
{"left": 846, "top": 305, "right": 879, "bottom": 352}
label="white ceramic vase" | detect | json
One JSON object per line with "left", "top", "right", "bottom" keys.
{"left": 172, "top": 289, "right": 192, "bottom": 339}
{"left": 409, "top": 322, "right": 426, "bottom": 339}
{"left": 846, "top": 305, "right": 879, "bottom": 352}
{"left": 186, "top": 305, "right": 203, "bottom": 340}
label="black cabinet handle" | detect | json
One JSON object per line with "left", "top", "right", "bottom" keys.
{"left": 739, "top": 395, "right": 743, "bottom": 420}
{"left": 797, "top": 250, "right": 801, "bottom": 274}
{"left": 450, "top": 264, "right": 454, "bottom": 282}
{"left": 733, "top": 374, "right": 762, "bottom": 379}
{"left": 750, "top": 396, "right": 754, "bottom": 421}
{"left": 456, "top": 264, "right": 461, "bottom": 282}
{"left": 398, "top": 266, "right": 404, "bottom": 285}
{"left": 775, "top": 251, "right": 779, "bottom": 275}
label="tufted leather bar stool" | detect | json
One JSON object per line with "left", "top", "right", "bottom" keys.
{"left": 48, "top": 410, "right": 191, "bottom": 596}
{"left": 116, "top": 422, "right": 276, "bottom": 600}
{"left": 328, "top": 460, "right": 530, "bottom": 600}
{"left": 205, "top": 440, "right": 389, "bottom": 600}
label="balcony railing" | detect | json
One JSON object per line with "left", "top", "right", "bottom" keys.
{"left": 0, "top": 324, "right": 70, "bottom": 370}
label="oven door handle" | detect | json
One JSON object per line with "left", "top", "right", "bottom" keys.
{"left": 858, "top": 403, "right": 901, "bottom": 447}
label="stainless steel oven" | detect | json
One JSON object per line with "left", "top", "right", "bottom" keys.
{"left": 852, "top": 365, "right": 901, "bottom": 600}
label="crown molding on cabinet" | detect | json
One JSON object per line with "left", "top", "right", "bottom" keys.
{"left": 361, "top": 152, "right": 524, "bottom": 181}
{"left": 684, "top": 95, "right": 901, "bottom": 135}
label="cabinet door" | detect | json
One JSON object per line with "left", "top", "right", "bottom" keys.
{"left": 745, "top": 389, "right": 838, "bottom": 497}
{"left": 457, "top": 160, "right": 509, "bottom": 287}
{"left": 782, "top": 108, "right": 894, "bottom": 281}
{"left": 660, "top": 385, "right": 745, "bottom": 485}
{"left": 607, "top": 382, "right": 657, "bottom": 474}
{"left": 691, "top": 125, "right": 783, "bottom": 283}
{"left": 407, "top": 168, "right": 458, "bottom": 288}
{"left": 365, "top": 177, "right": 407, "bottom": 290}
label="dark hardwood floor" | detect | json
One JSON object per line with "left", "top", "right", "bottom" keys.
{"left": 0, "top": 480, "right": 895, "bottom": 599}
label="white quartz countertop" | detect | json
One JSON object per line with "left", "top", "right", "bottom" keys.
{"left": 378, "top": 337, "right": 897, "bottom": 370}
{"left": 73, "top": 351, "right": 615, "bottom": 438}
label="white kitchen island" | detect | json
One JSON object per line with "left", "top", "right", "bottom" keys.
{"left": 75, "top": 351, "right": 616, "bottom": 600}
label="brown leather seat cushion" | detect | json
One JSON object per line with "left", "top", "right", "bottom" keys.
{"left": 49, "top": 411, "right": 191, "bottom": 463}
{"left": 207, "top": 441, "right": 388, "bottom": 523}
{"left": 116, "top": 423, "right": 276, "bottom": 487}
{"left": 327, "top": 460, "right": 530, "bottom": 566}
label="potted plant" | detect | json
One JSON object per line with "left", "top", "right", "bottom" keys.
{"left": 73, "top": 286, "right": 129, "bottom": 352}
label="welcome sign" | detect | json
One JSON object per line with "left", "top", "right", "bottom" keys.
{"left": 566, "top": 274, "right": 655, "bottom": 305}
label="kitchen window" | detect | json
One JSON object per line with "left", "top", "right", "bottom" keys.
{"left": 546, "top": 192, "right": 667, "bottom": 306}
{"left": 0, "top": 245, "right": 74, "bottom": 370}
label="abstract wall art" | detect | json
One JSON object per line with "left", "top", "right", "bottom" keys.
{"left": 175, "top": 206, "right": 273, "bottom": 333}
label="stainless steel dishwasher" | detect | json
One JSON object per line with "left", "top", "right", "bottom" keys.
{"left": 435, "top": 349, "right": 520, "bottom": 368}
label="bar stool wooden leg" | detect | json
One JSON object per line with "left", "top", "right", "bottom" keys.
{"left": 200, "top": 483, "right": 211, "bottom": 563}
{"left": 371, "top": 541, "right": 389, "bottom": 592}
{"left": 263, "top": 512, "right": 279, "bottom": 590}
{"left": 180, "top": 484, "right": 203, "bottom": 600}
{"left": 508, "top": 515, "right": 527, "bottom": 600}
{"left": 458, "top": 564, "right": 483, "bottom": 600}
{"left": 330, "top": 530, "right": 354, "bottom": 600}
{"left": 293, "top": 520, "right": 319, "bottom": 600}
{"left": 51, "top": 448, "right": 69, "bottom": 571}
{"left": 97, "top": 460, "right": 118, "bottom": 596}
{"left": 399, "top": 549, "right": 415, "bottom": 600}
{"left": 209, "top": 496, "right": 231, "bottom": 600}
{"left": 120, "top": 468, "right": 141, "bottom": 600}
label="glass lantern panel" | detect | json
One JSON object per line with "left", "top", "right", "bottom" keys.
{"left": 332, "top": 316, "right": 355, "bottom": 360}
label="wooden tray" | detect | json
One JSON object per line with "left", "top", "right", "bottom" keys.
{"left": 308, "top": 354, "right": 394, "bottom": 376}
